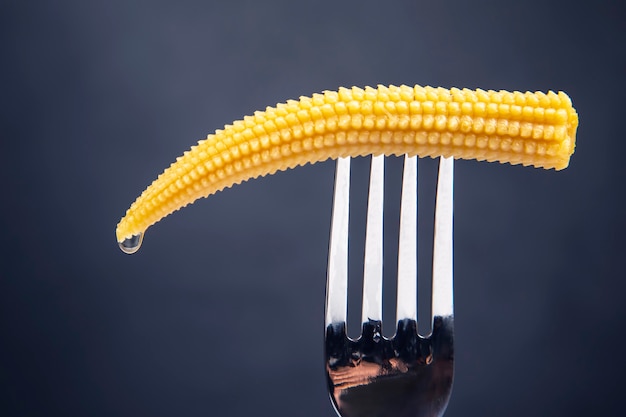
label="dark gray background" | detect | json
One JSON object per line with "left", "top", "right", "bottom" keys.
{"left": 1, "top": 0, "right": 625, "bottom": 416}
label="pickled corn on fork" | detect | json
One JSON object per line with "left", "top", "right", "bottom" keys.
{"left": 325, "top": 155, "right": 454, "bottom": 417}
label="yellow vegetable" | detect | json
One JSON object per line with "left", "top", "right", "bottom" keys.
{"left": 116, "top": 84, "right": 578, "bottom": 252}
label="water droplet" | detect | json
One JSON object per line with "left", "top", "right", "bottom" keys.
{"left": 373, "top": 332, "right": 381, "bottom": 343}
{"left": 119, "top": 233, "right": 143, "bottom": 254}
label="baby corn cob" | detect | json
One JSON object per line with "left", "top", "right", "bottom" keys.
{"left": 116, "top": 84, "right": 578, "bottom": 251}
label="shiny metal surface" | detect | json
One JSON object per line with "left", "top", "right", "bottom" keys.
{"left": 325, "top": 156, "right": 454, "bottom": 417}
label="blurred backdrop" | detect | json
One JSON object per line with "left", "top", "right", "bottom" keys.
{"left": 1, "top": 0, "right": 625, "bottom": 416}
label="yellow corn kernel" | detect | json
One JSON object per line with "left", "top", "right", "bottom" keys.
{"left": 116, "top": 84, "right": 578, "bottom": 246}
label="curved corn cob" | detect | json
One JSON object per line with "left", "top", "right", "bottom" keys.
{"left": 116, "top": 84, "right": 578, "bottom": 247}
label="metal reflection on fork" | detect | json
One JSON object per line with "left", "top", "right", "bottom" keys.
{"left": 325, "top": 155, "right": 454, "bottom": 417}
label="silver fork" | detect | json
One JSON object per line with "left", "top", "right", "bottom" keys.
{"left": 324, "top": 155, "right": 454, "bottom": 417}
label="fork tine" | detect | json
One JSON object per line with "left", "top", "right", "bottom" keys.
{"left": 396, "top": 155, "right": 418, "bottom": 322}
{"left": 325, "top": 157, "right": 351, "bottom": 328}
{"left": 361, "top": 155, "right": 385, "bottom": 325}
{"left": 432, "top": 156, "right": 454, "bottom": 320}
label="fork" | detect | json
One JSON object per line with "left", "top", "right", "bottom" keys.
{"left": 324, "top": 154, "right": 454, "bottom": 417}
